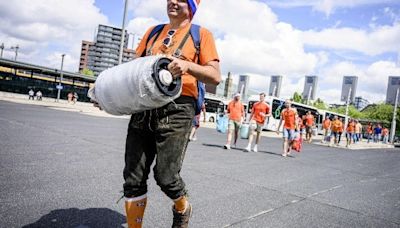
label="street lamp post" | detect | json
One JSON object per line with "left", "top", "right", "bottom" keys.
{"left": 0, "top": 43, "right": 4, "bottom": 58}
{"left": 344, "top": 87, "right": 352, "bottom": 136}
{"left": 56, "top": 54, "right": 65, "bottom": 102}
{"left": 11, "top": 45, "right": 19, "bottom": 61}
{"left": 390, "top": 88, "right": 399, "bottom": 144}
{"left": 118, "top": 0, "right": 129, "bottom": 65}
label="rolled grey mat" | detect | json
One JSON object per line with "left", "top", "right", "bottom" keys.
{"left": 88, "top": 56, "right": 182, "bottom": 115}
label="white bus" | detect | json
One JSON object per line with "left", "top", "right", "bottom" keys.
{"left": 316, "top": 109, "right": 347, "bottom": 134}
{"left": 200, "top": 93, "right": 229, "bottom": 122}
{"left": 247, "top": 95, "right": 319, "bottom": 131}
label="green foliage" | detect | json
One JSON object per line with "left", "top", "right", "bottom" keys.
{"left": 361, "top": 104, "right": 396, "bottom": 128}
{"left": 313, "top": 98, "right": 327, "bottom": 110}
{"left": 329, "top": 105, "right": 365, "bottom": 119}
{"left": 292, "top": 92, "right": 303, "bottom": 103}
{"left": 81, "top": 68, "right": 94, "bottom": 76}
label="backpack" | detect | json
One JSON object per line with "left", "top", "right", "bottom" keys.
{"left": 140, "top": 24, "right": 205, "bottom": 115}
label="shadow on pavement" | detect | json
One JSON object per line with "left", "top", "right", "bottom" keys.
{"left": 202, "top": 143, "right": 246, "bottom": 152}
{"left": 22, "top": 208, "right": 125, "bottom": 228}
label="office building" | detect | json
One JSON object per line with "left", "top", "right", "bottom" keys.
{"left": 79, "top": 24, "right": 135, "bottom": 76}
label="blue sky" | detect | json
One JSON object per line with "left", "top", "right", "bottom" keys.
{"left": 0, "top": 0, "right": 399, "bottom": 103}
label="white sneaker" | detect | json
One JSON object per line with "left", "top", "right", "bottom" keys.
{"left": 224, "top": 144, "right": 231, "bottom": 150}
{"left": 244, "top": 144, "right": 251, "bottom": 152}
{"left": 252, "top": 145, "right": 258, "bottom": 152}
{"left": 191, "top": 137, "right": 197, "bottom": 141}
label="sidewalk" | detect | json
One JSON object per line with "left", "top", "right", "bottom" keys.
{"left": 0, "top": 91, "right": 129, "bottom": 119}
{"left": 0, "top": 91, "right": 395, "bottom": 150}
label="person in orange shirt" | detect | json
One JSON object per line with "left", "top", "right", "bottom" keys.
{"left": 304, "top": 111, "right": 315, "bottom": 143}
{"left": 367, "top": 122, "right": 373, "bottom": 143}
{"left": 382, "top": 127, "right": 389, "bottom": 144}
{"left": 244, "top": 93, "right": 271, "bottom": 152}
{"left": 330, "top": 116, "right": 343, "bottom": 146}
{"left": 276, "top": 100, "right": 298, "bottom": 157}
{"left": 321, "top": 116, "right": 331, "bottom": 143}
{"left": 224, "top": 93, "right": 245, "bottom": 149}
{"left": 346, "top": 119, "right": 356, "bottom": 147}
{"left": 121, "top": 1, "right": 221, "bottom": 227}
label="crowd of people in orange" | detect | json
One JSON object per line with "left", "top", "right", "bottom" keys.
{"left": 210, "top": 93, "right": 391, "bottom": 157}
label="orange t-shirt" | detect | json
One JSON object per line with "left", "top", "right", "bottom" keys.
{"left": 227, "top": 101, "right": 244, "bottom": 121}
{"left": 323, "top": 119, "right": 331, "bottom": 129}
{"left": 251, "top": 102, "right": 270, "bottom": 124}
{"left": 297, "top": 117, "right": 304, "bottom": 130}
{"left": 331, "top": 120, "right": 343, "bottom": 132}
{"left": 281, "top": 108, "right": 297, "bottom": 130}
{"left": 367, "top": 125, "right": 373, "bottom": 134}
{"left": 305, "top": 114, "right": 314, "bottom": 126}
{"left": 136, "top": 23, "right": 219, "bottom": 98}
{"left": 347, "top": 122, "right": 355, "bottom": 133}
{"left": 382, "top": 128, "right": 389, "bottom": 136}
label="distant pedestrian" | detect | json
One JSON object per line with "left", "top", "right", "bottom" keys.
{"left": 36, "top": 91, "right": 42, "bottom": 101}
{"left": 304, "top": 111, "right": 315, "bottom": 143}
{"left": 224, "top": 93, "right": 245, "bottom": 149}
{"left": 73, "top": 92, "right": 79, "bottom": 104}
{"left": 367, "top": 123, "right": 373, "bottom": 143}
{"left": 322, "top": 116, "right": 331, "bottom": 143}
{"left": 346, "top": 119, "right": 355, "bottom": 147}
{"left": 67, "top": 92, "right": 73, "bottom": 103}
{"left": 382, "top": 127, "right": 389, "bottom": 144}
{"left": 189, "top": 104, "right": 206, "bottom": 141}
{"left": 355, "top": 120, "right": 362, "bottom": 142}
{"left": 296, "top": 116, "right": 304, "bottom": 139}
{"left": 245, "top": 92, "right": 270, "bottom": 152}
{"left": 28, "top": 89, "right": 34, "bottom": 100}
{"left": 374, "top": 124, "right": 382, "bottom": 143}
{"left": 337, "top": 118, "right": 344, "bottom": 145}
{"left": 276, "top": 100, "right": 298, "bottom": 157}
{"left": 330, "top": 116, "right": 343, "bottom": 146}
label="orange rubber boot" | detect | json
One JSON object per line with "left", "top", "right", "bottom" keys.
{"left": 125, "top": 196, "right": 147, "bottom": 228}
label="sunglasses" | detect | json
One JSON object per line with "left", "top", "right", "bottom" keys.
{"left": 163, "top": 29, "right": 176, "bottom": 48}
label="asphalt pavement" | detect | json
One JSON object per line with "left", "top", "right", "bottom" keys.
{"left": 1, "top": 100, "right": 399, "bottom": 228}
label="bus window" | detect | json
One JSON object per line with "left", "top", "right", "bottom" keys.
{"left": 248, "top": 101, "right": 256, "bottom": 114}
{"left": 271, "top": 99, "right": 285, "bottom": 119}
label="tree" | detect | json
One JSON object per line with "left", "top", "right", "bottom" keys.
{"left": 313, "top": 98, "right": 327, "bottom": 110}
{"left": 81, "top": 68, "right": 94, "bottom": 76}
{"left": 361, "top": 103, "right": 396, "bottom": 129}
{"left": 292, "top": 92, "right": 303, "bottom": 103}
{"left": 330, "top": 105, "right": 365, "bottom": 119}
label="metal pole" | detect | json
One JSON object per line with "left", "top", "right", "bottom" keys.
{"left": 11, "top": 45, "right": 19, "bottom": 61}
{"left": 344, "top": 87, "right": 352, "bottom": 135}
{"left": 390, "top": 88, "right": 399, "bottom": 144}
{"left": 118, "top": 0, "right": 128, "bottom": 65}
{"left": 0, "top": 43, "right": 4, "bottom": 58}
{"left": 14, "top": 45, "right": 19, "bottom": 61}
{"left": 56, "top": 54, "right": 65, "bottom": 102}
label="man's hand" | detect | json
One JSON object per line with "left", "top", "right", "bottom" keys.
{"left": 168, "top": 56, "right": 190, "bottom": 78}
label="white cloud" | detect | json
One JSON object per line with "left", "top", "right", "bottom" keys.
{"left": 127, "top": 0, "right": 320, "bottom": 80}
{"left": 301, "top": 22, "right": 400, "bottom": 56}
{"left": 0, "top": 0, "right": 108, "bottom": 72}
{"left": 123, "top": 0, "right": 399, "bottom": 104}
{"left": 317, "top": 60, "right": 400, "bottom": 103}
